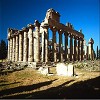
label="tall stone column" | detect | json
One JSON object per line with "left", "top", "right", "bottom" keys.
{"left": 58, "top": 29, "right": 63, "bottom": 62}
{"left": 27, "top": 24, "right": 34, "bottom": 62}
{"left": 22, "top": 27, "right": 28, "bottom": 62}
{"left": 8, "top": 39, "right": 10, "bottom": 60}
{"left": 34, "top": 20, "right": 40, "bottom": 62}
{"left": 41, "top": 23, "right": 49, "bottom": 62}
{"left": 12, "top": 35, "right": 16, "bottom": 61}
{"left": 88, "top": 38, "right": 94, "bottom": 60}
{"left": 78, "top": 38, "right": 80, "bottom": 61}
{"left": 41, "top": 31, "right": 45, "bottom": 62}
{"left": 10, "top": 38, "right": 13, "bottom": 61}
{"left": 51, "top": 26, "right": 57, "bottom": 62}
{"left": 74, "top": 36, "right": 77, "bottom": 61}
{"left": 15, "top": 34, "right": 19, "bottom": 61}
{"left": 7, "top": 28, "right": 11, "bottom": 60}
{"left": 69, "top": 34, "right": 73, "bottom": 61}
{"left": 81, "top": 39, "right": 83, "bottom": 61}
{"left": 18, "top": 30, "right": 23, "bottom": 61}
{"left": 64, "top": 32, "right": 68, "bottom": 61}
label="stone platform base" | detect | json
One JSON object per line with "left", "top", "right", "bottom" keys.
{"left": 28, "top": 62, "right": 42, "bottom": 69}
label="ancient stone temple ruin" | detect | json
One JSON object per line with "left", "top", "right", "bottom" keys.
{"left": 7, "top": 8, "right": 94, "bottom": 65}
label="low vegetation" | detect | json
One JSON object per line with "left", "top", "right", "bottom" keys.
{"left": 0, "top": 60, "right": 100, "bottom": 99}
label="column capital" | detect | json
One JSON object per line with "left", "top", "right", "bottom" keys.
{"left": 22, "top": 27, "right": 29, "bottom": 32}
{"left": 18, "top": 30, "right": 23, "bottom": 34}
{"left": 58, "top": 29, "right": 63, "bottom": 34}
{"left": 34, "top": 20, "right": 40, "bottom": 27}
{"left": 69, "top": 33, "right": 73, "bottom": 38}
{"left": 50, "top": 26, "right": 57, "bottom": 33}
{"left": 73, "top": 35, "right": 78, "bottom": 39}
{"left": 64, "top": 32, "right": 69, "bottom": 36}
{"left": 41, "top": 23, "right": 49, "bottom": 29}
{"left": 27, "top": 24, "right": 34, "bottom": 29}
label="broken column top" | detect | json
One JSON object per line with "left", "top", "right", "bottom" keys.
{"left": 45, "top": 8, "right": 60, "bottom": 22}
{"left": 88, "top": 38, "right": 94, "bottom": 44}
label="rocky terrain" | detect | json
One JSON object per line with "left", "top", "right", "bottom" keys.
{"left": 0, "top": 60, "right": 100, "bottom": 99}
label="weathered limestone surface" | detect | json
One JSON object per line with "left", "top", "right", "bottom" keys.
{"left": 18, "top": 31, "right": 23, "bottom": 61}
{"left": 41, "top": 23, "right": 49, "bottom": 62}
{"left": 34, "top": 20, "right": 40, "bottom": 62}
{"left": 28, "top": 24, "right": 34, "bottom": 62}
{"left": 10, "top": 38, "right": 13, "bottom": 61}
{"left": 7, "top": 8, "right": 95, "bottom": 65}
{"left": 56, "top": 63, "right": 68, "bottom": 76}
{"left": 12, "top": 36, "right": 16, "bottom": 61}
{"left": 64, "top": 32, "right": 68, "bottom": 61}
{"left": 56, "top": 63, "right": 74, "bottom": 76}
{"left": 8, "top": 39, "right": 10, "bottom": 60}
{"left": 67, "top": 64, "right": 74, "bottom": 76}
{"left": 15, "top": 35, "right": 19, "bottom": 61}
{"left": 51, "top": 26, "right": 57, "bottom": 62}
{"left": 41, "top": 31, "right": 45, "bottom": 62}
{"left": 23, "top": 27, "right": 28, "bottom": 62}
{"left": 58, "top": 30, "right": 63, "bottom": 62}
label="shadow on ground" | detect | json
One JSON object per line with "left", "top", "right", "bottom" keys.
{"left": 0, "top": 76, "right": 100, "bottom": 99}
{"left": 0, "top": 82, "right": 20, "bottom": 87}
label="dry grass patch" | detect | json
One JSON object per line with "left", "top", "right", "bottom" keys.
{"left": 0, "top": 66, "right": 100, "bottom": 99}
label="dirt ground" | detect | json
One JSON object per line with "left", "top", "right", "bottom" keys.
{"left": 0, "top": 62, "right": 100, "bottom": 99}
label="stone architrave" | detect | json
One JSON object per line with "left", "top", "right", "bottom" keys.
{"left": 18, "top": 30, "right": 23, "bottom": 61}
{"left": 27, "top": 24, "right": 34, "bottom": 62}
{"left": 22, "top": 27, "right": 28, "bottom": 62}
{"left": 34, "top": 20, "right": 40, "bottom": 62}
{"left": 58, "top": 29, "right": 63, "bottom": 62}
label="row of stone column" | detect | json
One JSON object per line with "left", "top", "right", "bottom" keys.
{"left": 41, "top": 24, "right": 84, "bottom": 62}
{"left": 8, "top": 23, "right": 84, "bottom": 63}
{"left": 8, "top": 20, "right": 40, "bottom": 62}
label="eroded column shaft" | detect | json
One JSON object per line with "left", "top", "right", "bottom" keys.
{"left": 70, "top": 35, "right": 73, "bottom": 61}
{"left": 15, "top": 35, "right": 19, "bottom": 61}
{"left": 78, "top": 39, "right": 80, "bottom": 61}
{"left": 74, "top": 37, "right": 77, "bottom": 61}
{"left": 8, "top": 39, "right": 10, "bottom": 60}
{"left": 65, "top": 33, "right": 68, "bottom": 61}
{"left": 19, "top": 33, "right": 23, "bottom": 61}
{"left": 52, "top": 27, "right": 57, "bottom": 62}
{"left": 12, "top": 37, "right": 16, "bottom": 61}
{"left": 34, "top": 21, "right": 40, "bottom": 62}
{"left": 23, "top": 31, "right": 28, "bottom": 62}
{"left": 28, "top": 28, "right": 33, "bottom": 62}
{"left": 41, "top": 31, "right": 45, "bottom": 62}
{"left": 59, "top": 30, "right": 63, "bottom": 62}
{"left": 10, "top": 38, "right": 13, "bottom": 61}
{"left": 81, "top": 39, "right": 83, "bottom": 61}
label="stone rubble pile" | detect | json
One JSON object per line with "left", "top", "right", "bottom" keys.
{"left": 74, "top": 60, "right": 100, "bottom": 71}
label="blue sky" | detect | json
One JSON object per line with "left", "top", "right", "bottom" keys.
{"left": 0, "top": 0, "right": 99, "bottom": 52}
